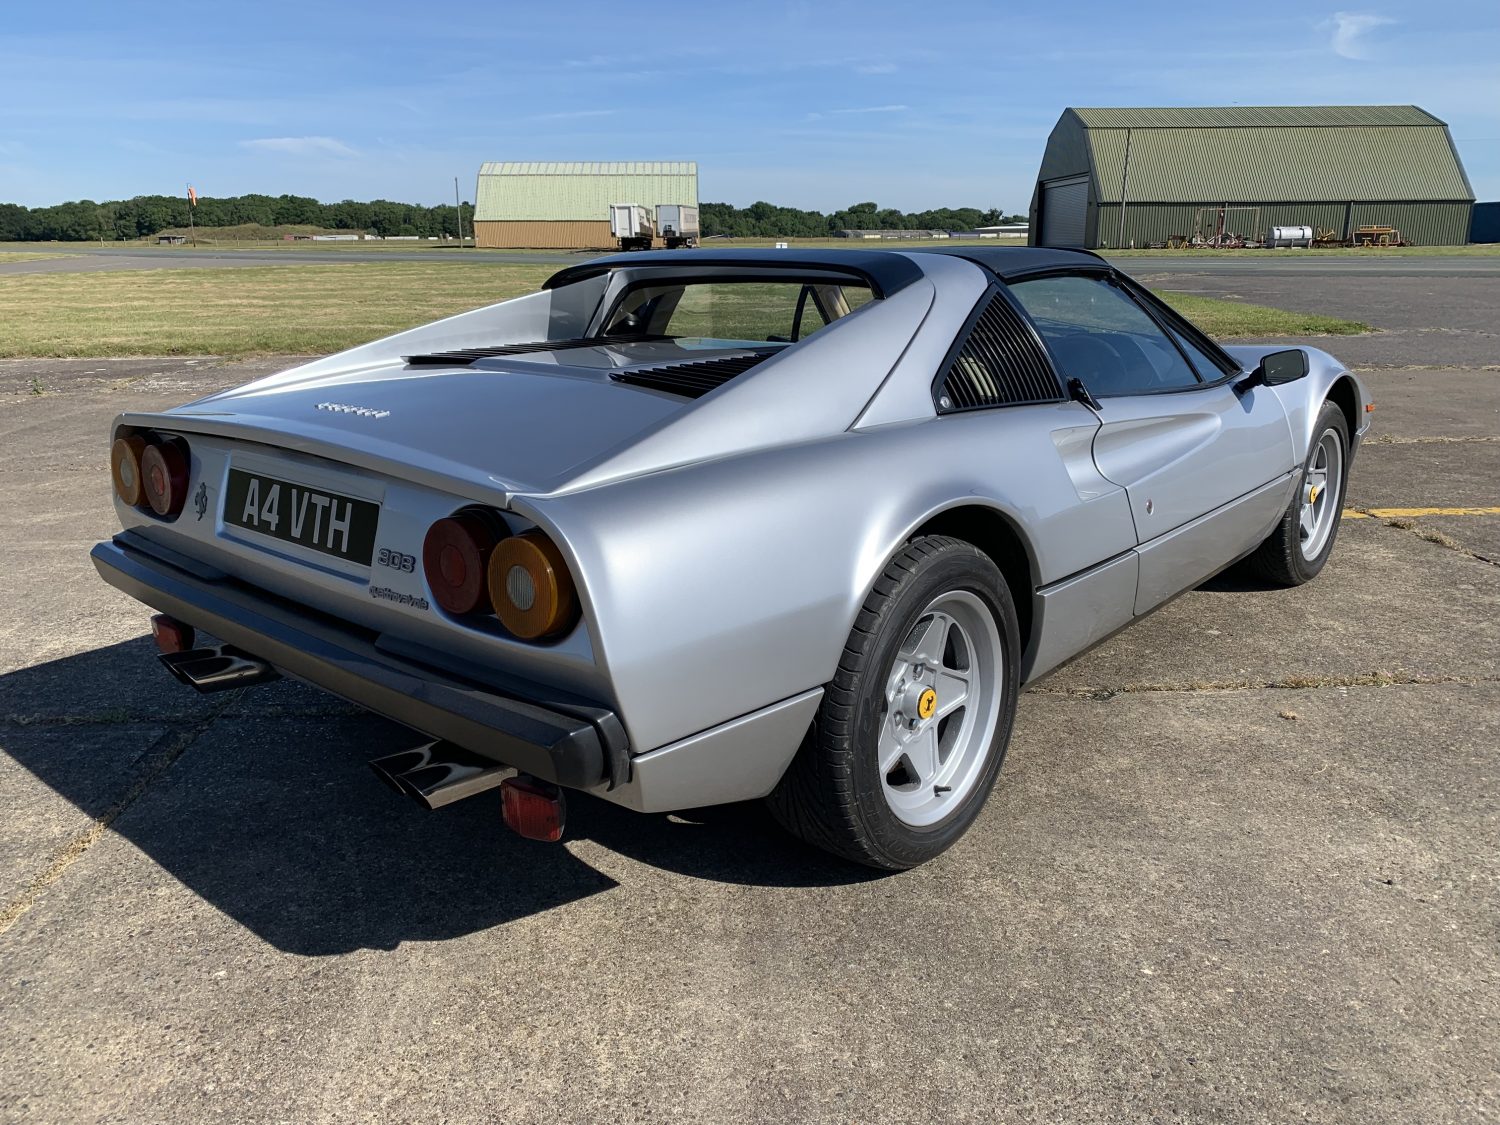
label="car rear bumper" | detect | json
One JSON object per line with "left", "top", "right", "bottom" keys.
{"left": 91, "top": 532, "right": 628, "bottom": 791}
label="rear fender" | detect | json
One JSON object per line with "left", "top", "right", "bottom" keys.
{"left": 528, "top": 401, "right": 1129, "bottom": 754}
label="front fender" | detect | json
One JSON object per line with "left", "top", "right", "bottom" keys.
{"left": 1223, "top": 345, "right": 1372, "bottom": 461}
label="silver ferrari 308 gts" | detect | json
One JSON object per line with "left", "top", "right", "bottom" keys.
{"left": 94, "top": 247, "right": 1370, "bottom": 868}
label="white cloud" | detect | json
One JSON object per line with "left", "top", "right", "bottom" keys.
{"left": 239, "top": 136, "right": 357, "bottom": 157}
{"left": 830, "top": 104, "right": 909, "bottom": 115}
{"left": 854, "top": 62, "right": 898, "bottom": 74}
{"left": 529, "top": 109, "right": 618, "bottom": 121}
{"left": 1326, "top": 11, "right": 1395, "bottom": 59}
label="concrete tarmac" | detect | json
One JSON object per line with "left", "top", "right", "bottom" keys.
{"left": 0, "top": 270, "right": 1496, "bottom": 1123}
{"left": 5, "top": 242, "right": 1500, "bottom": 278}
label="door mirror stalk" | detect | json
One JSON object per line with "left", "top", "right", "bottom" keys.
{"left": 1237, "top": 348, "right": 1309, "bottom": 394}
{"left": 1067, "top": 377, "right": 1102, "bottom": 411}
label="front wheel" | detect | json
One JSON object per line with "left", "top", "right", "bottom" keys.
{"left": 767, "top": 535, "right": 1019, "bottom": 870}
{"left": 1247, "top": 400, "right": 1350, "bottom": 586}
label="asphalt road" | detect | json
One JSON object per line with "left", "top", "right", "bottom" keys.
{"left": 4, "top": 242, "right": 1500, "bottom": 277}
{"left": 0, "top": 273, "right": 1496, "bottom": 1122}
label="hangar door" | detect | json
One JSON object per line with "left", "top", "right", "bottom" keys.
{"left": 1041, "top": 176, "right": 1089, "bottom": 247}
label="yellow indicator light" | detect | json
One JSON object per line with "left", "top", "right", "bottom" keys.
{"left": 487, "top": 529, "right": 579, "bottom": 640}
{"left": 917, "top": 688, "right": 937, "bottom": 721}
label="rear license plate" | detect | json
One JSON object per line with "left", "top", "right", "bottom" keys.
{"left": 224, "top": 468, "right": 380, "bottom": 565}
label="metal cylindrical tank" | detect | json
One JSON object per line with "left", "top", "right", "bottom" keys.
{"left": 1267, "top": 225, "right": 1313, "bottom": 247}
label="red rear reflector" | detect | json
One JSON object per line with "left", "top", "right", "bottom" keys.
{"left": 423, "top": 512, "right": 500, "bottom": 616}
{"left": 500, "top": 776, "right": 566, "bottom": 842}
{"left": 150, "top": 614, "right": 196, "bottom": 654}
{"left": 140, "top": 439, "right": 189, "bottom": 518}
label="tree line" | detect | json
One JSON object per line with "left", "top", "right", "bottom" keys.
{"left": 0, "top": 194, "right": 470, "bottom": 242}
{"left": 0, "top": 193, "right": 1027, "bottom": 243}
{"left": 700, "top": 201, "right": 1026, "bottom": 237}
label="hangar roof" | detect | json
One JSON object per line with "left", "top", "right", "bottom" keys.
{"left": 1070, "top": 105, "right": 1444, "bottom": 129}
{"left": 474, "top": 162, "right": 699, "bottom": 222}
{"left": 1041, "top": 106, "right": 1473, "bottom": 204}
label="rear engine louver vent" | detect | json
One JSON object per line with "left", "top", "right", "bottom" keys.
{"left": 404, "top": 338, "right": 663, "bottom": 366}
{"left": 610, "top": 350, "right": 778, "bottom": 399}
{"left": 939, "top": 293, "right": 1064, "bottom": 411}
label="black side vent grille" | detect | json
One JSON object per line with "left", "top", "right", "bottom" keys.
{"left": 611, "top": 350, "right": 777, "bottom": 399}
{"left": 938, "top": 293, "right": 1064, "bottom": 412}
{"left": 404, "top": 338, "right": 663, "bottom": 366}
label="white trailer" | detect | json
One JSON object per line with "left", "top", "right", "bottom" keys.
{"left": 655, "top": 204, "right": 699, "bottom": 249}
{"left": 609, "top": 204, "right": 655, "bottom": 252}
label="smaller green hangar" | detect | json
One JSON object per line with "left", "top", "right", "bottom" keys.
{"left": 1030, "top": 106, "right": 1475, "bottom": 248}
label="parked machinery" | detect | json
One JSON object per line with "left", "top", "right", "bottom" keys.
{"left": 1189, "top": 205, "right": 1263, "bottom": 248}
{"left": 609, "top": 204, "right": 656, "bottom": 252}
{"left": 656, "top": 204, "right": 699, "bottom": 249}
{"left": 1266, "top": 225, "right": 1314, "bottom": 248}
{"left": 1350, "top": 224, "right": 1410, "bottom": 247}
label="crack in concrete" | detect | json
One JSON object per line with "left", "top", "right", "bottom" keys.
{"left": 1349, "top": 506, "right": 1500, "bottom": 567}
{"left": 0, "top": 691, "right": 242, "bottom": 938}
{"left": 1028, "top": 672, "right": 1500, "bottom": 700}
{"left": 1366, "top": 435, "right": 1500, "bottom": 445}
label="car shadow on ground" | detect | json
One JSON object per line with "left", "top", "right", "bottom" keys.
{"left": 1, "top": 639, "right": 880, "bottom": 956}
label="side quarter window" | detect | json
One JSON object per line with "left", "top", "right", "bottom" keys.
{"left": 1009, "top": 275, "right": 1203, "bottom": 397}
{"left": 935, "top": 289, "right": 1065, "bottom": 412}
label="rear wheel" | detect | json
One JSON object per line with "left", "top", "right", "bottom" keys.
{"left": 1247, "top": 400, "right": 1350, "bottom": 586}
{"left": 767, "top": 536, "right": 1019, "bottom": 870}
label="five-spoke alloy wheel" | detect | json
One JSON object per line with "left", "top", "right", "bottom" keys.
{"left": 878, "top": 592, "right": 1004, "bottom": 828}
{"left": 1248, "top": 399, "right": 1351, "bottom": 587}
{"left": 768, "top": 535, "right": 1019, "bottom": 870}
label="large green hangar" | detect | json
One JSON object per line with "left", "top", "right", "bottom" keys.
{"left": 1030, "top": 106, "right": 1474, "bottom": 248}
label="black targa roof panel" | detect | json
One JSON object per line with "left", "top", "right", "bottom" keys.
{"left": 906, "top": 245, "right": 1109, "bottom": 279}
{"left": 543, "top": 248, "right": 928, "bottom": 299}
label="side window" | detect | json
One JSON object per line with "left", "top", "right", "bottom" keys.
{"left": 1008, "top": 275, "right": 1202, "bottom": 396}
{"left": 936, "top": 291, "right": 1064, "bottom": 412}
{"left": 1166, "top": 325, "right": 1234, "bottom": 382}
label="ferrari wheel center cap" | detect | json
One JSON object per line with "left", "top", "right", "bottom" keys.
{"left": 917, "top": 688, "right": 937, "bottom": 721}
{"left": 1308, "top": 484, "right": 1322, "bottom": 505}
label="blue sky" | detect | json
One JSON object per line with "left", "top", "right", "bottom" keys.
{"left": 2, "top": 0, "right": 1496, "bottom": 212}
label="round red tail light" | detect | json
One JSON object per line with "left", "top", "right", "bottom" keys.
{"left": 110, "top": 434, "right": 148, "bottom": 506}
{"left": 140, "top": 439, "right": 189, "bottom": 517}
{"left": 423, "top": 512, "right": 500, "bottom": 615}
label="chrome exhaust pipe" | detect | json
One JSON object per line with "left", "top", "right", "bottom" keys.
{"left": 159, "top": 644, "right": 280, "bottom": 693}
{"left": 369, "top": 740, "right": 512, "bottom": 810}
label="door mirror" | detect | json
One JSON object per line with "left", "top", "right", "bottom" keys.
{"left": 1257, "top": 349, "right": 1309, "bottom": 386}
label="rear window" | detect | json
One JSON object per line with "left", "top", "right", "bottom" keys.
{"left": 603, "top": 280, "right": 873, "bottom": 345}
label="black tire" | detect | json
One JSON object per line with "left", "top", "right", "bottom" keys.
{"left": 766, "top": 535, "right": 1020, "bottom": 870}
{"left": 1246, "top": 400, "right": 1350, "bottom": 586}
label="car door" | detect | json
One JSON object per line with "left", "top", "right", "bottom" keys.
{"left": 1008, "top": 272, "right": 1297, "bottom": 614}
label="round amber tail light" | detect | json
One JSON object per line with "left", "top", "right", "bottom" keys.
{"left": 423, "top": 512, "right": 500, "bottom": 615}
{"left": 487, "top": 530, "right": 579, "bottom": 640}
{"left": 110, "top": 434, "right": 148, "bottom": 506}
{"left": 140, "top": 438, "right": 189, "bottom": 517}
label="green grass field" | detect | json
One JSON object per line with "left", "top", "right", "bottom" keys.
{"left": 0, "top": 263, "right": 554, "bottom": 357}
{"left": 0, "top": 261, "right": 1368, "bottom": 359}
{"left": 0, "top": 251, "right": 67, "bottom": 263}
{"left": 1156, "top": 292, "right": 1367, "bottom": 336}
